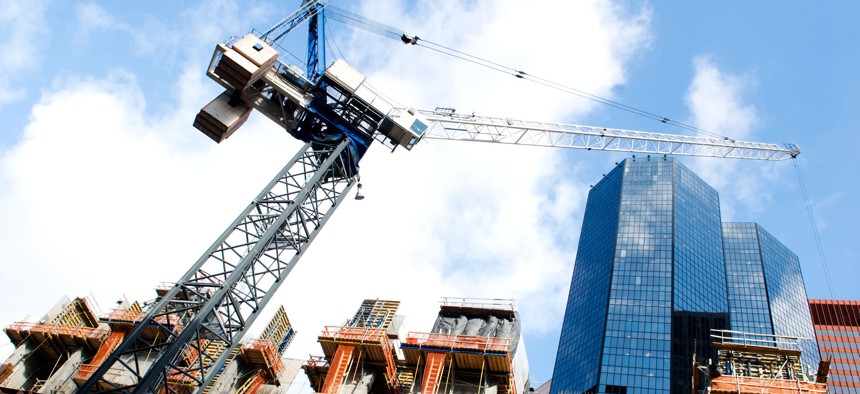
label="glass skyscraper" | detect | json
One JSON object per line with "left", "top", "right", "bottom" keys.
{"left": 723, "top": 222, "right": 819, "bottom": 365}
{"left": 551, "top": 157, "right": 817, "bottom": 394}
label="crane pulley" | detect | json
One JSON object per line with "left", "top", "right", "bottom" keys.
{"left": 79, "top": 2, "right": 799, "bottom": 392}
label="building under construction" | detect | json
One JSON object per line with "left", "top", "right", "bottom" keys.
{"left": 303, "top": 298, "right": 529, "bottom": 394}
{"left": 694, "top": 329, "right": 829, "bottom": 394}
{"left": 0, "top": 288, "right": 300, "bottom": 394}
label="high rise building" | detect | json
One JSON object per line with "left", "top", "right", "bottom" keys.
{"left": 809, "top": 299, "right": 860, "bottom": 393}
{"left": 551, "top": 157, "right": 818, "bottom": 394}
{"left": 723, "top": 223, "right": 819, "bottom": 366}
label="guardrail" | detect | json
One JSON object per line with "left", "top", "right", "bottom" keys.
{"left": 403, "top": 332, "right": 510, "bottom": 353}
{"left": 440, "top": 297, "right": 517, "bottom": 312}
{"left": 319, "top": 325, "right": 387, "bottom": 344}
{"left": 5, "top": 321, "right": 109, "bottom": 341}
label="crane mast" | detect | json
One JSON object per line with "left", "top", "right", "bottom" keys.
{"left": 80, "top": 2, "right": 799, "bottom": 392}
{"left": 79, "top": 141, "right": 355, "bottom": 393}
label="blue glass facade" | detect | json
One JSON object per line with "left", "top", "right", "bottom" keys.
{"left": 551, "top": 158, "right": 816, "bottom": 394}
{"left": 757, "top": 225, "right": 820, "bottom": 368}
{"left": 553, "top": 163, "right": 624, "bottom": 393}
{"left": 722, "top": 223, "right": 773, "bottom": 336}
{"left": 602, "top": 158, "right": 675, "bottom": 394}
{"left": 722, "top": 223, "right": 819, "bottom": 367}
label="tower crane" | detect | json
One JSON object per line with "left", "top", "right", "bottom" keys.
{"left": 79, "top": 2, "right": 799, "bottom": 393}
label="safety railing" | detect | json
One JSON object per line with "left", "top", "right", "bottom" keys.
{"left": 103, "top": 309, "right": 184, "bottom": 332}
{"left": 5, "top": 321, "right": 109, "bottom": 341}
{"left": 305, "top": 355, "right": 329, "bottom": 368}
{"left": 242, "top": 338, "right": 279, "bottom": 368}
{"left": 104, "top": 309, "right": 145, "bottom": 323}
{"left": 440, "top": 297, "right": 517, "bottom": 312}
{"left": 403, "top": 332, "right": 510, "bottom": 353}
{"left": 710, "top": 329, "right": 807, "bottom": 349}
{"left": 75, "top": 363, "right": 126, "bottom": 383}
{"left": 319, "top": 325, "right": 387, "bottom": 344}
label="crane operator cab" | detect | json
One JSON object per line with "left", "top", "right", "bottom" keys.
{"left": 195, "top": 34, "right": 429, "bottom": 153}
{"left": 320, "top": 59, "right": 429, "bottom": 151}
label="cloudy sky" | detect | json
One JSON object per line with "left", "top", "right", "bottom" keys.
{"left": 1, "top": 0, "right": 858, "bottom": 386}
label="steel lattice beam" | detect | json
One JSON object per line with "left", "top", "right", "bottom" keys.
{"left": 419, "top": 109, "right": 799, "bottom": 160}
{"left": 80, "top": 140, "right": 356, "bottom": 393}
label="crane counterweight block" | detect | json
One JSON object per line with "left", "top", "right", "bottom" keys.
{"left": 214, "top": 34, "right": 279, "bottom": 91}
{"left": 193, "top": 92, "right": 252, "bottom": 143}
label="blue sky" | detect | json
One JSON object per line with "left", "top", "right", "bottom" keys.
{"left": 0, "top": 0, "right": 858, "bottom": 387}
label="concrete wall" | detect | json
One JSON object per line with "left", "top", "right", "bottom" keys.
{"left": 37, "top": 349, "right": 86, "bottom": 393}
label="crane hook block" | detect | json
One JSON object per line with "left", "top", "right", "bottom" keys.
{"left": 400, "top": 33, "right": 420, "bottom": 45}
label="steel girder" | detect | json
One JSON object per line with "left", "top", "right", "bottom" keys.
{"left": 79, "top": 140, "right": 356, "bottom": 393}
{"left": 419, "top": 109, "right": 799, "bottom": 160}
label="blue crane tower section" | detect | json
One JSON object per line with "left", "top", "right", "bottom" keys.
{"left": 194, "top": 32, "right": 427, "bottom": 178}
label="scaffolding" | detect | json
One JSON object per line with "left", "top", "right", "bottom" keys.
{"left": 3, "top": 297, "right": 107, "bottom": 386}
{"left": 1, "top": 293, "right": 301, "bottom": 394}
{"left": 304, "top": 298, "right": 526, "bottom": 394}
{"left": 696, "top": 330, "right": 828, "bottom": 394}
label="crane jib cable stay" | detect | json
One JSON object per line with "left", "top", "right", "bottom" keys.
{"left": 79, "top": 2, "right": 803, "bottom": 393}
{"left": 324, "top": 5, "right": 739, "bottom": 141}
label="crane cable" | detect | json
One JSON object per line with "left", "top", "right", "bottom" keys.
{"left": 795, "top": 160, "right": 845, "bottom": 363}
{"left": 324, "top": 17, "right": 413, "bottom": 112}
{"left": 324, "top": 6, "right": 731, "bottom": 141}
{"left": 794, "top": 160, "right": 836, "bottom": 299}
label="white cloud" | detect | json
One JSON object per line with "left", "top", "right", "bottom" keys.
{"left": 76, "top": 2, "right": 114, "bottom": 32}
{"left": 73, "top": 2, "right": 182, "bottom": 59}
{"left": 0, "top": 0, "right": 652, "bottom": 380}
{"left": 684, "top": 56, "right": 787, "bottom": 219}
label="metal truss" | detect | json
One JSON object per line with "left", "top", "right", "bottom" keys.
{"left": 80, "top": 140, "right": 356, "bottom": 393}
{"left": 419, "top": 109, "right": 800, "bottom": 160}
{"left": 260, "top": 0, "right": 330, "bottom": 45}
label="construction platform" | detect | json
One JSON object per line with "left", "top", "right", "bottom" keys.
{"left": 696, "top": 329, "right": 829, "bottom": 394}
{"left": 304, "top": 298, "right": 528, "bottom": 394}
{"left": 1, "top": 293, "right": 299, "bottom": 394}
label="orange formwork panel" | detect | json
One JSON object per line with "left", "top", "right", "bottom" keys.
{"left": 420, "top": 352, "right": 447, "bottom": 394}
{"left": 404, "top": 332, "right": 510, "bottom": 353}
{"left": 321, "top": 344, "right": 356, "bottom": 394}
{"left": 72, "top": 331, "right": 125, "bottom": 386}
{"left": 241, "top": 339, "right": 283, "bottom": 381}
{"left": 319, "top": 326, "right": 387, "bottom": 343}
{"left": 4, "top": 321, "right": 108, "bottom": 347}
{"left": 242, "top": 339, "right": 278, "bottom": 368}
{"left": 708, "top": 375, "right": 827, "bottom": 394}
{"left": 242, "top": 372, "right": 267, "bottom": 394}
